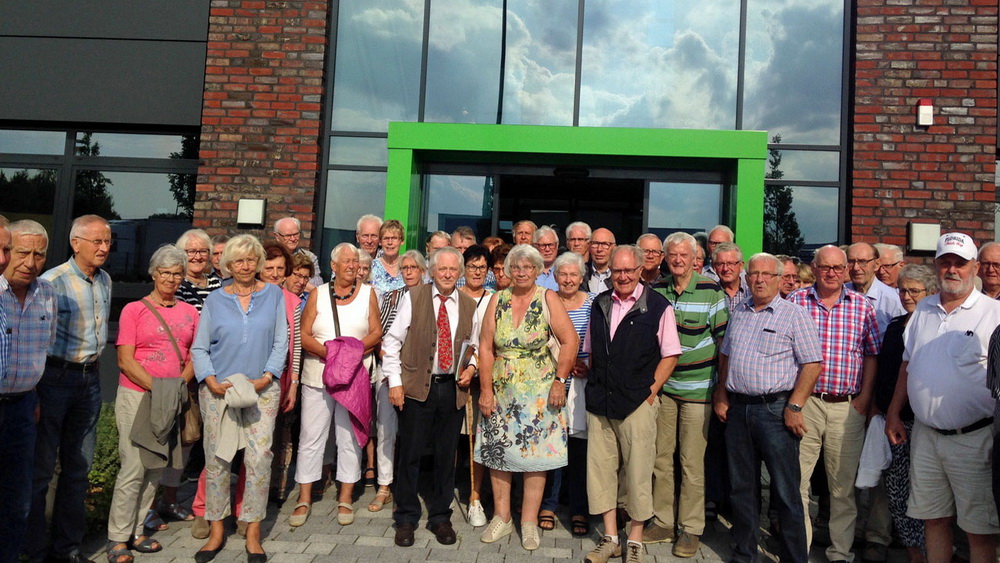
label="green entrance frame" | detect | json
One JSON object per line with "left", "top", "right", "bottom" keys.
{"left": 385, "top": 122, "right": 768, "bottom": 254}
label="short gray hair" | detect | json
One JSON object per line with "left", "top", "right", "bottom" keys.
{"left": 274, "top": 216, "right": 300, "bottom": 233}
{"left": 176, "top": 228, "right": 211, "bottom": 251}
{"left": 429, "top": 246, "right": 465, "bottom": 276}
{"left": 708, "top": 225, "right": 735, "bottom": 242}
{"left": 69, "top": 214, "right": 109, "bottom": 241}
{"left": 504, "top": 244, "right": 544, "bottom": 277}
{"left": 148, "top": 244, "right": 187, "bottom": 277}
{"left": 611, "top": 244, "right": 644, "bottom": 268}
{"left": 712, "top": 241, "right": 743, "bottom": 263}
{"left": 357, "top": 247, "right": 372, "bottom": 281}
{"left": 533, "top": 225, "right": 559, "bottom": 245}
{"left": 663, "top": 232, "right": 696, "bottom": 254}
{"left": 8, "top": 219, "right": 49, "bottom": 251}
{"left": 400, "top": 249, "right": 426, "bottom": 272}
{"left": 221, "top": 234, "right": 265, "bottom": 277}
{"left": 356, "top": 214, "right": 382, "bottom": 233}
{"left": 553, "top": 251, "right": 586, "bottom": 278}
{"left": 637, "top": 233, "right": 663, "bottom": 249}
{"left": 898, "top": 264, "right": 938, "bottom": 294}
{"left": 565, "top": 221, "right": 592, "bottom": 239}
{"left": 747, "top": 252, "right": 782, "bottom": 274}
{"left": 874, "top": 243, "right": 903, "bottom": 263}
{"left": 331, "top": 242, "right": 359, "bottom": 263}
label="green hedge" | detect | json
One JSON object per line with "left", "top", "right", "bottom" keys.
{"left": 86, "top": 402, "right": 119, "bottom": 533}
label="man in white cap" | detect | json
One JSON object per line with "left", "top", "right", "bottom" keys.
{"left": 886, "top": 232, "right": 1000, "bottom": 563}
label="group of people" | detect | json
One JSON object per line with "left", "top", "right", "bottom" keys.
{"left": 0, "top": 213, "right": 998, "bottom": 563}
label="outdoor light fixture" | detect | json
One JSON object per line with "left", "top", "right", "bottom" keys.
{"left": 237, "top": 198, "right": 267, "bottom": 228}
{"left": 916, "top": 99, "right": 933, "bottom": 127}
{"left": 908, "top": 222, "right": 940, "bottom": 253}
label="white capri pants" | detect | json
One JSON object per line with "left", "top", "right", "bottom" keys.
{"left": 372, "top": 375, "right": 397, "bottom": 486}
{"left": 296, "top": 384, "right": 362, "bottom": 484}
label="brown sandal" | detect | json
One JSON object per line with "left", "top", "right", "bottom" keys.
{"left": 367, "top": 487, "right": 392, "bottom": 512}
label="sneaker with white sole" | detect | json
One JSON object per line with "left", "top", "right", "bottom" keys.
{"left": 625, "top": 540, "right": 645, "bottom": 563}
{"left": 585, "top": 535, "right": 623, "bottom": 563}
{"left": 468, "top": 500, "right": 487, "bottom": 527}
{"left": 521, "top": 521, "right": 540, "bottom": 551}
{"left": 480, "top": 515, "right": 514, "bottom": 543}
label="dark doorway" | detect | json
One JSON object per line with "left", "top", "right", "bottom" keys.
{"left": 497, "top": 175, "right": 644, "bottom": 242}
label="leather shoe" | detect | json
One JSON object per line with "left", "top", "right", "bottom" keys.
{"left": 193, "top": 539, "right": 226, "bottom": 563}
{"left": 45, "top": 555, "right": 95, "bottom": 563}
{"left": 429, "top": 520, "right": 457, "bottom": 545}
{"left": 394, "top": 523, "right": 416, "bottom": 547}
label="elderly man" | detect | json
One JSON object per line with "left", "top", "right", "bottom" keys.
{"left": 0, "top": 221, "right": 57, "bottom": 563}
{"left": 646, "top": 233, "right": 728, "bottom": 557}
{"left": 586, "top": 227, "right": 616, "bottom": 293}
{"left": 513, "top": 220, "right": 537, "bottom": 246}
{"left": 274, "top": 217, "right": 323, "bottom": 288}
{"left": 356, "top": 213, "right": 383, "bottom": 258}
{"left": 788, "top": 245, "right": 880, "bottom": 563}
{"left": 24, "top": 215, "right": 112, "bottom": 563}
{"left": 847, "top": 242, "right": 905, "bottom": 342}
{"left": 777, "top": 255, "right": 800, "bottom": 298}
{"left": 384, "top": 247, "right": 478, "bottom": 548}
{"left": 714, "top": 253, "right": 823, "bottom": 563}
{"left": 887, "top": 233, "right": 1000, "bottom": 563}
{"left": 425, "top": 230, "right": 450, "bottom": 257}
{"left": 702, "top": 225, "right": 735, "bottom": 282}
{"left": 713, "top": 242, "right": 749, "bottom": 311}
{"left": 873, "top": 243, "right": 904, "bottom": 288}
{"left": 451, "top": 226, "right": 476, "bottom": 253}
{"left": 532, "top": 226, "right": 560, "bottom": 291}
{"left": 584, "top": 245, "right": 681, "bottom": 563}
{"left": 566, "top": 221, "right": 592, "bottom": 261}
{"left": 977, "top": 241, "right": 1000, "bottom": 299}
{"left": 637, "top": 233, "right": 665, "bottom": 285}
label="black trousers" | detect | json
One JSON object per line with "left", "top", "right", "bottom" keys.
{"left": 392, "top": 379, "right": 465, "bottom": 528}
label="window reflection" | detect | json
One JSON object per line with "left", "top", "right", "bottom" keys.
{"left": 0, "top": 168, "right": 58, "bottom": 231}
{"left": 0, "top": 130, "right": 66, "bottom": 155}
{"left": 75, "top": 132, "right": 190, "bottom": 159}
{"left": 768, "top": 149, "right": 840, "bottom": 182}
{"left": 424, "top": 175, "right": 494, "bottom": 240}
{"left": 580, "top": 0, "right": 739, "bottom": 129}
{"left": 648, "top": 182, "right": 722, "bottom": 237}
{"left": 329, "top": 136, "right": 388, "bottom": 167}
{"left": 330, "top": 0, "right": 423, "bottom": 132}
{"left": 744, "top": 0, "right": 844, "bottom": 144}
{"left": 779, "top": 185, "right": 839, "bottom": 246}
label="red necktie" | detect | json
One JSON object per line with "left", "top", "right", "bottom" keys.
{"left": 437, "top": 294, "right": 453, "bottom": 373}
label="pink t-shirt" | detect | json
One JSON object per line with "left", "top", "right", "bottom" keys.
{"left": 116, "top": 299, "right": 200, "bottom": 392}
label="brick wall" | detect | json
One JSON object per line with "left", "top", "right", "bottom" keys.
{"left": 853, "top": 0, "right": 998, "bottom": 247}
{"left": 193, "top": 0, "right": 328, "bottom": 246}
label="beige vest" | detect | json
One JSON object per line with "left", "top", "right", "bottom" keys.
{"left": 399, "top": 284, "right": 476, "bottom": 409}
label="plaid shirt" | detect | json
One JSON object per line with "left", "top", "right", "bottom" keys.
{"left": 721, "top": 293, "right": 824, "bottom": 395}
{"left": 788, "top": 285, "right": 880, "bottom": 395}
{"left": 0, "top": 277, "right": 58, "bottom": 394}
{"left": 41, "top": 259, "right": 112, "bottom": 363}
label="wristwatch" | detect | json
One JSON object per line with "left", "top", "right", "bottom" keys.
{"left": 554, "top": 376, "right": 568, "bottom": 384}
{"left": 786, "top": 402, "right": 803, "bottom": 413}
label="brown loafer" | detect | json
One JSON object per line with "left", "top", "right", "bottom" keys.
{"left": 394, "top": 523, "right": 416, "bottom": 547}
{"left": 429, "top": 520, "right": 457, "bottom": 545}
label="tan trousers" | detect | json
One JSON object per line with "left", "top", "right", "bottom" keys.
{"left": 800, "top": 397, "right": 866, "bottom": 563}
{"left": 107, "top": 387, "right": 164, "bottom": 543}
{"left": 651, "top": 396, "right": 710, "bottom": 535}
{"left": 587, "top": 398, "right": 658, "bottom": 522}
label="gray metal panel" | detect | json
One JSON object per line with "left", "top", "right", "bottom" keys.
{"left": 0, "top": 37, "right": 206, "bottom": 126}
{"left": 0, "top": 0, "right": 210, "bottom": 42}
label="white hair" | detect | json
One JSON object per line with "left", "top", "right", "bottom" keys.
{"left": 9, "top": 219, "right": 49, "bottom": 251}
{"left": 148, "top": 244, "right": 187, "bottom": 276}
{"left": 273, "top": 216, "right": 300, "bottom": 233}
{"left": 356, "top": 214, "right": 383, "bottom": 233}
{"left": 565, "top": 221, "right": 592, "bottom": 239}
{"left": 429, "top": 246, "right": 465, "bottom": 276}
{"left": 331, "top": 242, "right": 359, "bottom": 263}
{"left": 708, "top": 225, "right": 735, "bottom": 241}
{"left": 69, "top": 214, "right": 109, "bottom": 241}
{"left": 663, "top": 232, "right": 697, "bottom": 254}
{"left": 176, "top": 228, "right": 211, "bottom": 251}
{"left": 532, "top": 225, "right": 559, "bottom": 246}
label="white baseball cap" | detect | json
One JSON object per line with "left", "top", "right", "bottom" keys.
{"left": 935, "top": 232, "right": 978, "bottom": 261}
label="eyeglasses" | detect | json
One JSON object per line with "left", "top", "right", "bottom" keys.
{"left": 466, "top": 264, "right": 488, "bottom": 272}
{"left": 610, "top": 267, "right": 641, "bottom": 276}
{"left": 815, "top": 264, "right": 846, "bottom": 275}
{"left": 510, "top": 265, "right": 536, "bottom": 273}
{"left": 185, "top": 249, "right": 209, "bottom": 256}
{"left": 275, "top": 231, "right": 300, "bottom": 240}
{"left": 567, "top": 237, "right": 589, "bottom": 244}
{"left": 381, "top": 236, "right": 401, "bottom": 242}
{"left": 231, "top": 257, "right": 258, "bottom": 268}
{"left": 358, "top": 233, "right": 379, "bottom": 241}
{"left": 288, "top": 272, "right": 310, "bottom": 281}
{"left": 75, "top": 237, "right": 112, "bottom": 248}
{"left": 534, "top": 243, "right": 557, "bottom": 250}
{"left": 847, "top": 258, "right": 876, "bottom": 267}
{"left": 642, "top": 249, "right": 663, "bottom": 256}
{"left": 747, "top": 271, "right": 777, "bottom": 280}
{"left": 155, "top": 269, "right": 184, "bottom": 280}
{"left": 898, "top": 287, "right": 927, "bottom": 297}
{"left": 781, "top": 274, "right": 799, "bottom": 281}
{"left": 591, "top": 241, "right": 614, "bottom": 248}
{"left": 714, "top": 261, "right": 742, "bottom": 269}
{"left": 877, "top": 261, "right": 902, "bottom": 270}
{"left": 980, "top": 262, "right": 1000, "bottom": 271}
{"left": 401, "top": 265, "right": 422, "bottom": 272}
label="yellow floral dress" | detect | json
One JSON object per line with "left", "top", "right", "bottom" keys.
{"left": 474, "top": 285, "right": 568, "bottom": 472}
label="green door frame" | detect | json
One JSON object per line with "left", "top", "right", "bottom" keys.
{"left": 385, "top": 122, "right": 768, "bottom": 254}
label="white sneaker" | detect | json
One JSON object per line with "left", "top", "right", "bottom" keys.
{"left": 468, "top": 500, "right": 488, "bottom": 527}
{"left": 521, "top": 521, "right": 540, "bottom": 551}
{"left": 480, "top": 515, "right": 514, "bottom": 543}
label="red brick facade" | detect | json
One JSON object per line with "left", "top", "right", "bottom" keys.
{"left": 853, "top": 0, "right": 998, "bottom": 246}
{"left": 194, "top": 0, "right": 328, "bottom": 245}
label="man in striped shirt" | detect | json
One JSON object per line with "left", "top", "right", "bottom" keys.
{"left": 647, "top": 232, "right": 728, "bottom": 557}
{"left": 789, "top": 244, "right": 880, "bottom": 563}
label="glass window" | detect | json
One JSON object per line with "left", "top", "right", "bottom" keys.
{"left": 743, "top": 0, "right": 844, "bottom": 144}
{"left": 765, "top": 185, "right": 839, "bottom": 252}
{"left": 424, "top": 174, "right": 494, "bottom": 240}
{"left": 72, "top": 171, "right": 195, "bottom": 281}
{"left": 580, "top": 0, "right": 739, "bottom": 129}
{"left": 647, "top": 182, "right": 722, "bottom": 238}
{"left": 329, "top": 136, "right": 388, "bottom": 167}
{"left": 320, "top": 170, "right": 387, "bottom": 277}
{"left": 425, "top": 0, "right": 503, "bottom": 124}
{"left": 767, "top": 148, "right": 840, "bottom": 182}
{"left": 501, "top": 0, "right": 578, "bottom": 126}
{"left": 330, "top": 0, "right": 424, "bottom": 132}
{"left": 0, "top": 130, "right": 66, "bottom": 155}
{"left": 0, "top": 168, "right": 58, "bottom": 231}
{"left": 75, "top": 132, "right": 193, "bottom": 159}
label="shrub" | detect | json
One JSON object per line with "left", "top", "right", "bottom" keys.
{"left": 86, "top": 402, "right": 119, "bottom": 533}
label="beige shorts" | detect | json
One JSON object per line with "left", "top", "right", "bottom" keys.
{"left": 586, "top": 397, "right": 658, "bottom": 521}
{"left": 907, "top": 420, "right": 999, "bottom": 534}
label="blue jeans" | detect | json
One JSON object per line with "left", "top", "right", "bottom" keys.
{"left": 0, "top": 390, "right": 38, "bottom": 563}
{"left": 24, "top": 365, "right": 102, "bottom": 559}
{"left": 726, "top": 397, "right": 807, "bottom": 563}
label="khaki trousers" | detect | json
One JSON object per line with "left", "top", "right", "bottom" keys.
{"left": 799, "top": 397, "right": 865, "bottom": 563}
{"left": 587, "top": 398, "right": 658, "bottom": 522}
{"left": 651, "top": 395, "right": 710, "bottom": 535}
{"left": 107, "top": 387, "right": 164, "bottom": 543}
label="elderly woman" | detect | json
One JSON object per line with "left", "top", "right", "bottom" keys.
{"left": 176, "top": 229, "right": 222, "bottom": 311}
{"left": 476, "top": 244, "right": 579, "bottom": 551}
{"left": 370, "top": 219, "right": 405, "bottom": 293}
{"left": 491, "top": 244, "right": 513, "bottom": 291}
{"left": 106, "top": 245, "right": 199, "bottom": 563}
{"left": 283, "top": 252, "right": 315, "bottom": 308}
{"left": 537, "top": 251, "right": 596, "bottom": 536}
{"left": 357, "top": 249, "right": 373, "bottom": 286}
{"left": 191, "top": 235, "right": 288, "bottom": 563}
{"left": 289, "top": 243, "right": 382, "bottom": 527}
{"left": 879, "top": 265, "right": 937, "bottom": 563}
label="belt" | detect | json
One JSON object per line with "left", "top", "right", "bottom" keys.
{"left": 0, "top": 390, "right": 31, "bottom": 403}
{"left": 933, "top": 417, "right": 994, "bottom": 436}
{"left": 46, "top": 356, "right": 99, "bottom": 373}
{"left": 728, "top": 391, "right": 791, "bottom": 404}
{"left": 811, "top": 392, "right": 853, "bottom": 403}
{"left": 431, "top": 373, "right": 454, "bottom": 383}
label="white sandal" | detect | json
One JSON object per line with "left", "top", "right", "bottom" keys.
{"left": 288, "top": 502, "right": 311, "bottom": 527}
{"left": 337, "top": 502, "right": 355, "bottom": 525}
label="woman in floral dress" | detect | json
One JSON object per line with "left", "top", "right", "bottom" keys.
{"left": 475, "top": 244, "right": 579, "bottom": 551}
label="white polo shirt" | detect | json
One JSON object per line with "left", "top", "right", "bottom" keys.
{"left": 903, "top": 289, "right": 1000, "bottom": 430}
